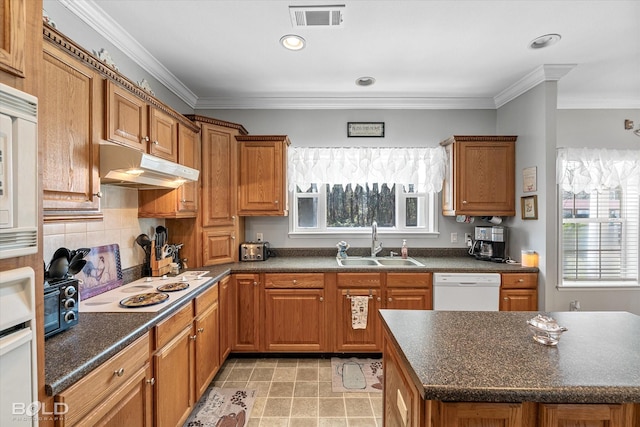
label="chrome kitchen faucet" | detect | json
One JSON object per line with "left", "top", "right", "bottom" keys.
{"left": 371, "top": 221, "right": 383, "bottom": 257}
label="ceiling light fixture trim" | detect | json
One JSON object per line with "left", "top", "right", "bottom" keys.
{"left": 529, "top": 33, "right": 562, "bottom": 49}
{"left": 280, "top": 34, "right": 306, "bottom": 51}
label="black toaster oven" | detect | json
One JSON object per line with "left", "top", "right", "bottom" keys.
{"left": 240, "top": 242, "right": 270, "bottom": 261}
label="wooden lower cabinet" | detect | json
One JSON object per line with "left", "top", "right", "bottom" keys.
{"left": 500, "top": 272, "right": 538, "bottom": 311}
{"left": 384, "top": 335, "right": 423, "bottom": 427}
{"left": 386, "top": 273, "right": 433, "bottom": 310}
{"left": 335, "top": 273, "right": 383, "bottom": 352}
{"left": 233, "top": 274, "right": 261, "bottom": 351}
{"left": 194, "top": 285, "right": 220, "bottom": 399}
{"left": 264, "top": 272, "right": 327, "bottom": 351}
{"left": 54, "top": 334, "right": 152, "bottom": 427}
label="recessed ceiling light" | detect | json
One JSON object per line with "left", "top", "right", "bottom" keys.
{"left": 356, "top": 76, "right": 376, "bottom": 86}
{"left": 529, "top": 33, "right": 561, "bottom": 49}
{"left": 280, "top": 34, "right": 306, "bottom": 51}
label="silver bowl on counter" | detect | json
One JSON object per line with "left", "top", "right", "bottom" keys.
{"left": 527, "top": 314, "right": 568, "bottom": 346}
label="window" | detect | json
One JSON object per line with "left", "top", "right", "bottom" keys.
{"left": 557, "top": 148, "right": 640, "bottom": 287}
{"left": 292, "top": 183, "right": 436, "bottom": 233}
{"left": 288, "top": 146, "right": 446, "bottom": 235}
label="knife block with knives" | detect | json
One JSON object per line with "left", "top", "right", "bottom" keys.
{"left": 150, "top": 240, "right": 172, "bottom": 276}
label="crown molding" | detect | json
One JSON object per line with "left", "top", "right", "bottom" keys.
{"left": 194, "top": 96, "right": 497, "bottom": 110}
{"left": 493, "top": 64, "right": 577, "bottom": 108}
{"left": 557, "top": 97, "right": 640, "bottom": 110}
{"left": 60, "top": 0, "right": 198, "bottom": 108}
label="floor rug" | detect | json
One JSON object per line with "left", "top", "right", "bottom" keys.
{"left": 184, "top": 388, "right": 256, "bottom": 427}
{"left": 331, "top": 357, "right": 383, "bottom": 393}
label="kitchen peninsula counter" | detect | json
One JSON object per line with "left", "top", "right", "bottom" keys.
{"left": 45, "top": 255, "right": 534, "bottom": 395}
{"left": 380, "top": 310, "right": 640, "bottom": 426}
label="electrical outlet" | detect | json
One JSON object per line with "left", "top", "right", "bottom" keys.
{"left": 450, "top": 232, "right": 458, "bottom": 243}
{"left": 465, "top": 233, "right": 473, "bottom": 247}
{"left": 256, "top": 232, "right": 263, "bottom": 242}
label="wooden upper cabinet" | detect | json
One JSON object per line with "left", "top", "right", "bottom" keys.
{"left": 105, "top": 80, "right": 148, "bottom": 151}
{"left": 0, "top": 0, "right": 26, "bottom": 78}
{"left": 441, "top": 135, "right": 517, "bottom": 217}
{"left": 237, "top": 135, "right": 290, "bottom": 216}
{"left": 149, "top": 106, "right": 178, "bottom": 162}
{"left": 41, "top": 40, "right": 102, "bottom": 221}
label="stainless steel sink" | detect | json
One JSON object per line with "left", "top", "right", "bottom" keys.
{"left": 336, "top": 257, "right": 424, "bottom": 267}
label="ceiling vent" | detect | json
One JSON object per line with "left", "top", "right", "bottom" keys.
{"left": 289, "top": 5, "right": 345, "bottom": 27}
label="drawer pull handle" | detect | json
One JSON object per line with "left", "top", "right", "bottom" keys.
{"left": 147, "top": 378, "right": 155, "bottom": 386}
{"left": 114, "top": 368, "right": 125, "bottom": 377}
{"left": 198, "top": 327, "right": 205, "bottom": 333}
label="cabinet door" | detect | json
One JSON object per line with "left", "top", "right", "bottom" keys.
{"left": 219, "top": 276, "right": 232, "bottom": 362}
{"left": 335, "top": 288, "right": 382, "bottom": 352}
{"left": 194, "top": 302, "right": 219, "bottom": 399}
{"left": 237, "top": 137, "right": 288, "bottom": 216}
{"left": 539, "top": 403, "right": 624, "bottom": 427}
{"left": 500, "top": 289, "right": 537, "bottom": 311}
{"left": 0, "top": 0, "right": 26, "bottom": 77}
{"left": 177, "top": 124, "right": 200, "bottom": 213}
{"left": 149, "top": 107, "right": 178, "bottom": 162}
{"left": 233, "top": 274, "right": 261, "bottom": 351}
{"left": 154, "top": 325, "right": 194, "bottom": 427}
{"left": 455, "top": 141, "right": 515, "bottom": 215}
{"left": 201, "top": 124, "right": 238, "bottom": 228}
{"left": 264, "top": 289, "right": 326, "bottom": 352}
{"left": 106, "top": 81, "right": 148, "bottom": 151}
{"left": 386, "top": 288, "right": 432, "bottom": 310}
{"left": 441, "top": 402, "right": 524, "bottom": 427}
{"left": 41, "top": 43, "right": 102, "bottom": 219}
{"left": 384, "top": 334, "right": 423, "bottom": 427}
{"left": 202, "top": 229, "right": 236, "bottom": 266}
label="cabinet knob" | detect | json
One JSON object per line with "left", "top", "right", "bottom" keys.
{"left": 293, "top": 279, "right": 297, "bottom": 285}
{"left": 319, "top": 297, "right": 324, "bottom": 302}
{"left": 504, "top": 297, "right": 509, "bottom": 300}
{"left": 93, "top": 191, "right": 103, "bottom": 198}
{"left": 114, "top": 368, "right": 125, "bottom": 377}
{"left": 462, "top": 200, "right": 468, "bottom": 204}
{"left": 198, "top": 327, "right": 204, "bottom": 333}
{"left": 153, "top": 140, "right": 159, "bottom": 145}
{"left": 190, "top": 334, "right": 197, "bottom": 341}
{"left": 142, "top": 136, "right": 149, "bottom": 142}
{"left": 232, "top": 235, "right": 236, "bottom": 240}
{"left": 253, "top": 281, "right": 258, "bottom": 286}
{"left": 181, "top": 199, "right": 187, "bottom": 203}
{"left": 518, "top": 278, "right": 524, "bottom": 282}
{"left": 146, "top": 378, "right": 155, "bottom": 386}
{"left": 377, "top": 297, "right": 381, "bottom": 302}
{"left": 274, "top": 200, "right": 279, "bottom": 204}
{"left": 388, "top": 297, "right": 393, "bottom": 302}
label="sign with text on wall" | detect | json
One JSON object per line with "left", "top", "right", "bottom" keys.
{"left": 347, "top": 122, "right": 385, "bottom": 137}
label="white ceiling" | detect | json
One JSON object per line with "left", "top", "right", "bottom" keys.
{"left": 58, "top": 0, "right": 640, "bottom": 110}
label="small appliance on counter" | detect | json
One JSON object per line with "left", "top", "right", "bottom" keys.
{"left": 240, "top": 241, "right": 271, "bottom": 261}
{"left": 44, "top": 277, "right": 79, "bottom": 339}
{"left": 470, "top": 226, "right": 508, "bottom": 262}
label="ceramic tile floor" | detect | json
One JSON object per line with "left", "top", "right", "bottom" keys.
{"left": 211, "top": 357, "right": 383, "bottom": 427}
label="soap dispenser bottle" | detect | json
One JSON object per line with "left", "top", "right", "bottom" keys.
{"left": 401, "top": 239, "right": 408, "bottom": 259}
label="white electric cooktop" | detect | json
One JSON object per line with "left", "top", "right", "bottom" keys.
{"left": 79, "top": 271, "right": 211, "bottom": 313}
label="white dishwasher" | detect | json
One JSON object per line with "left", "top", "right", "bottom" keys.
{"left": 433, "top": 273, "right": 501, "bottom": 311}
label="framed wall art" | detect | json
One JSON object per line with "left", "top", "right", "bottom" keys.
{"left": 521, "top": 195, "right": 538, "bottom": 220}
{"left": 523, "top": 166, "right": 537, "bottom": 192}
{"left": 347, "top": 122, "right": 385, "bottom": 137}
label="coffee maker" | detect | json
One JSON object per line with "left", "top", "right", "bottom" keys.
{"left": 471, "top": 226, "right": 508, "bottom": 262}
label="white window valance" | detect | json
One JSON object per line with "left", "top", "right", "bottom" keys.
{"left": 288, "top": 146, "right": 447, "bottom": 193}
{"left": 556, "top": 147, "right": 640, "bottom": 193}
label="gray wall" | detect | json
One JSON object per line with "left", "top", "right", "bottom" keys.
{"left": 200, "top": 108, "right": 497, "bottom": 250}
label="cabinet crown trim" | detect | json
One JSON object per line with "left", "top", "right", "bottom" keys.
{"left": 440, "top": 135, "right": 518, "bottom": 146}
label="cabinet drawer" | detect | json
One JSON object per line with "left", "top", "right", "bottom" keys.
{"left": 55, "top": 333, "right": 150, "bottom": 426}
{"left": 265, "top": 273, "right": 324, "bottom": 288}
{"left": 155, "top": 302, "right": 194, "bottom": 348}
{"left": 386, "top": 272, "right": 432, "bottom": 288}
{"left": 501, "top": 273, "right": 538, "bottom": 289}
{"left": 195, "top": 282, "right": 218, "bottom": 316}
{"left": 337, "top": 273, "right": 382, "bottom": 288}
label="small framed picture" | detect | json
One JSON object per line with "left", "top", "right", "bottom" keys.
{"left": 521, "top": 195, "right": 538, "bottom": 220}
{"left": 347, "top": 122, "right": 385, "bottom": 137}
{"left": 523, "top": 166, "right": 537, "bottom": 193}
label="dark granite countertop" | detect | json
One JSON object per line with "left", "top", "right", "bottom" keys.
{"left": 379, "top": 310, "right": 640, "bottom": 403}
{"left": 45, "top": 254, "right": 536, "bottom": 396}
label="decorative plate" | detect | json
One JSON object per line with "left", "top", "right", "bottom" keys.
{"left": 120, "top": 292, "right": 169, "bottom": 308}
{"left": 157, "top": 282, "right": 189, "bottom": 292}
{"left": 93, "top": 48, "right": 119, "bottom": 71}
{"left": 137, "top": 78, "right": 155, "bottom": 96}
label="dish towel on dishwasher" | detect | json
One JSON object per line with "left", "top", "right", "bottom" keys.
{"left": 351, "top": 296, "right": 369, "bottom": 329}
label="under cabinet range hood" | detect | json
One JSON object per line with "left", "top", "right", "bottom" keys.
{"left": 100, "top": 144, "right": 199, "bottom": 189}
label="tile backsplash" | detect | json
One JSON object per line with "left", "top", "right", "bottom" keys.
{"left": 43, "top": 186, "right": 163, "bottom": 269}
